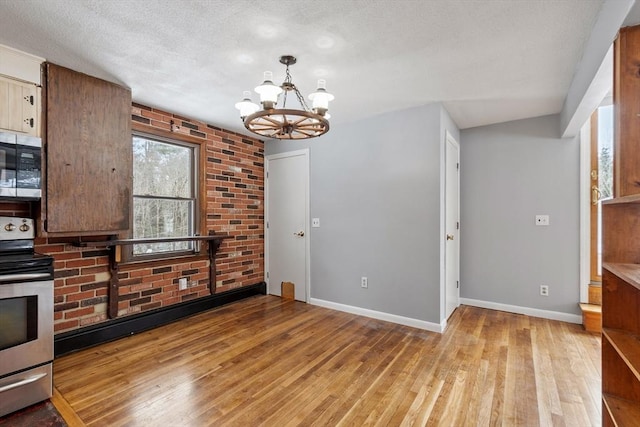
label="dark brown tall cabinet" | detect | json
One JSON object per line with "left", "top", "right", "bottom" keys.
{"left": 43, "top": 63, "right": 132, "bottom": 235}
{"left": 602, "top": 25, "right": 640, "bottom": 425}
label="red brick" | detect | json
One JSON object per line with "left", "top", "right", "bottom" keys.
{"left": 55, "top": 286, "right": 80, "bottom": 296}
{"left": 129, "top": 269, "right": 152, "bottom": 278}
{"left": 66, "top": 275, "right": 96, "bottom": 286}
{"left": 66, "top": 258, "right": 96, "bottom": 268}
{"left": 64, "top": 307, "right": 94, "bottom": 319}
{"left": 55, "top": 319, "right": 79, "bottom": 332}
{"left": 66, "top": 290, "right": 97, "bottom": 302}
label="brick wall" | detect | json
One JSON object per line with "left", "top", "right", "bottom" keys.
{"left": 1, "top": 104, "right": 264, "bottom": 334}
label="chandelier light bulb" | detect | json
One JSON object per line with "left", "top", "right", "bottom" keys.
{"left": 235, "top": 91, "right": 260, "bottom": 119}
{"left": 309, "top": 79, "right": 334, "bottom": 113}
{"left": 255, "top": 71, "right": 283, "bottom": 107}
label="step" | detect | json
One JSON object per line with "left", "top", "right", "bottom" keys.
{"left": 588, "top": 284, "right": 602, "bottom": 305}
{"left": 579, "top": 303, "right": 602, "bottom": 333}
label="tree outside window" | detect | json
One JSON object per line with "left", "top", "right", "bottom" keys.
{"left": 132, "top": 134, "right": 197, "bottom": 257}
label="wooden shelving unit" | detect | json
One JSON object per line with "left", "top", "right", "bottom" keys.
{"left": 602, "top": 25, "right": 640, "bottom": 425}
{"left": 601, "top": 196, "right": 640, "bottom": 426}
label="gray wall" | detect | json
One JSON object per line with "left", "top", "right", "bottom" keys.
{"left": 266, "top": 103, "right": 452, "bottom": 323}
{"left": 460, "top": 114, "right": 581, "bottom": 315}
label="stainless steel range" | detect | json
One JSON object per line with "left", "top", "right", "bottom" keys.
{"left": 0, "top": 216, "right": 54, "bottom": 417}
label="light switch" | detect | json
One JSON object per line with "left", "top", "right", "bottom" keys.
{"left": 312, "top": 218, "right": 320, "bottom": 228}
{"left": 535, "top": 215, "right": 550, "bottom": 226}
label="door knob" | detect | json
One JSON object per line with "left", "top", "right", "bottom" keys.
{"left": 294, "top": 231, "right": 305, "bottom": 237}
{"left": 446, "top": 234, "right": 454, "bottom": 241}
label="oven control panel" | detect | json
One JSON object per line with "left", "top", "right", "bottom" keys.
{"left": 0, "top": 216, "right": 35, "bottom": 240}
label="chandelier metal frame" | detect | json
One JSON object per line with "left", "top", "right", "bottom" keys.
{"left": 239, "top": 56, "right": 331, "bottom": 140}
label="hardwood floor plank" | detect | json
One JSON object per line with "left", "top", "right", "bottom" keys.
{"left": 53, "top": 296, "right": 601, "bottom": 426}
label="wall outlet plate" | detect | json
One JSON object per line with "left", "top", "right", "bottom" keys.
{"left": 535, "top": 215, "right": 550, "bottom": 226}
{"left": 312, "top": 218, "right": 320, "bottom": 228}
{"left": 361, "top": 277, "right": 368, "bottom": 288}
{"left": 540, "top": 285, "right": 549, "bottom": 296}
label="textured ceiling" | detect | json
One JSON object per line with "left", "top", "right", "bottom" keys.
{"left": 0, "top": 0, "right": 606, "bottom": 135}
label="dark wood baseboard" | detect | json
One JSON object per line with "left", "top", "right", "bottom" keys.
{"left": 54, "top": 282, "right": 266, "bottom": 357}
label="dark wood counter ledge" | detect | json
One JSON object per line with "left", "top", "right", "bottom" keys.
{"left": 71, "top": 234, "right": 232, "bottom": 247}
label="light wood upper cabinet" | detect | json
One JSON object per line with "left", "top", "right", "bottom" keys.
{"left": 0, "top": 75, "right": 39, "bottom": 136}
{"left": 44, "top": 63, "right": 132, "bottom": 235}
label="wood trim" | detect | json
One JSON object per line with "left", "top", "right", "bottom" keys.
{"left": 128, "top": 126, "right": 209, "bottom": 257}
{"left": 108, "top": 245, "right": 119, "bottom": 318}
{"left": 199, "top": 134, "right": 207, "bottom": 242}
{"left": 51, "top": 387, "right": 85, "bottom": 427}
{"left": 590, "top": 110, "right": 600, "bottom": 283}
{"left": 131, "top": 121, "right": 207, "bottom": 145}
{"left": 613, "top": 29, "right": 621, "bottom": 197}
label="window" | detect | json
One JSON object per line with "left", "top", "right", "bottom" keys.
{"left": 591, "top": 104, "right": 613, "bottom": 279}
{"left": 131, "top": 132, "right": 199, "bottom": 259}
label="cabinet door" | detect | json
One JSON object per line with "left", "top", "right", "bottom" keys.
{"left": 20, "top": 84, "right": 37, "bottom": 134}
{"left": 45, "top": 63, "right": 132, "bottom": 234}
{"left": 0, "top": 76, "right": 37, "bottom": 136}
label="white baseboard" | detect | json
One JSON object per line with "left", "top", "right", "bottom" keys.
{"left": 459, "top": 298, "right": 582, "bottom": 324}
{"left": 309, "top": 298, "right": 445, "bottom": 333}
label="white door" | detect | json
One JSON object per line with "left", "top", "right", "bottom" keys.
{"left": 445, "top": 133, "right": 460, "bottom": 319}
{"left": 265, "top": 150, "right": 309, "bottom": 302}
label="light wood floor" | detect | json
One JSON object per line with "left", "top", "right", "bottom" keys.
{"left": 53, "top": 296, "right": 602, "bottom": 426}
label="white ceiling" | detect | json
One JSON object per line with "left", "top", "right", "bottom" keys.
{"left": 0, "top": 0, "right": 609, "bottom": 136}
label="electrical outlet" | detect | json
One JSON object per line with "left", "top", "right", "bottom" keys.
{"left": 361, "top": 277, "right": 368, "bottom": 288}
{"left": 535, "top": 215, "right": 550, "bottom": 226}
{"left": 540, "top": 285, "right": 549, "bottom": 296}
{"left": 179, "top": 278, "right": 188, "bottom": 290}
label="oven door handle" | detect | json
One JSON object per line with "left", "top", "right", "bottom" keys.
{"left": 0, "top": 372, "right": 48, "bottom": 393}
{"left": 0, "top": 272, "right": 51, "bottom": 283}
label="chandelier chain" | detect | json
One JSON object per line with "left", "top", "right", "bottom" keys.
{"left": 284, "top": 64, "right": 311, "bottom": 112}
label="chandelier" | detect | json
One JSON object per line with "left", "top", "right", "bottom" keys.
{"left": 235, "top": 55, "right": 334, "bottom": 140}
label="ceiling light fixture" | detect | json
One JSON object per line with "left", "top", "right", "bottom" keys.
{"left": 235, "top": 55, "right": 334, "bottom": 140}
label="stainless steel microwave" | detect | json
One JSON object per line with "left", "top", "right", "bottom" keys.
{"left": 0, "top": 131, "right": 42, "bottom": 199}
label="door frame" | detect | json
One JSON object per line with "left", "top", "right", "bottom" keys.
{"left": 264, "top": 149, "right": 311, "bottom": 302}
{"left": 579, "top": 115, "right": 591, "bottom": 303}
{"left": 442, "top": 130, "right": 460, "bottom": 322}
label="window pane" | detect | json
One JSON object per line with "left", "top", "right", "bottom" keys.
{"left": 133, "top": 197, "right": 194, "bottom": 255}
{"left": 597, "top": 105, "right": 613, "bottom": 200}
{"left": 133, "top": 136, "right": 192, "bottom": 198}
{"left": 596, "top": 104, "right": 614, "bottom": 276}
